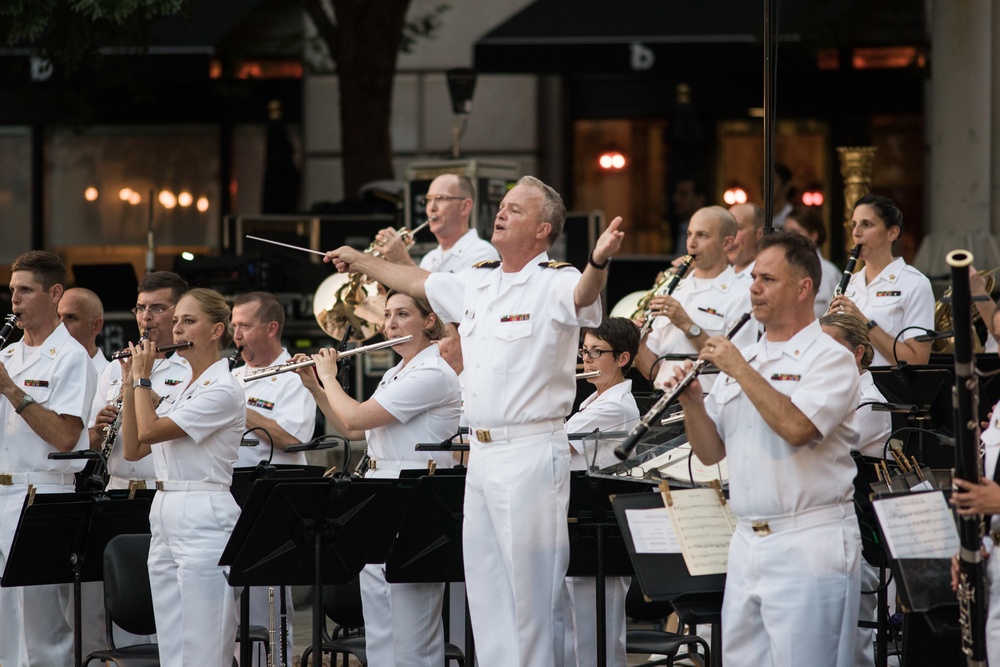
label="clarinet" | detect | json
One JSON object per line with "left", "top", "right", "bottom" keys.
{"left": 100, "top": 330, "right": 151, "bottom": 465}
{"left": 615, "top": 313, "right": 751, "bottom": 460}
{"left": 948, "top": 249, "right": 988, "bottom": 665}
{"left": 229, "top": 346, "right": 245, "bottom": 370}
{"left": 833, "top": 245, "right": 862, "bottom": 298}
{"left": 0, "top": 314, "right": 19, "bottom": 346}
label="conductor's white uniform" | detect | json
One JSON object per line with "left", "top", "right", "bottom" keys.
{"left": 0, "top": 323, "right": 95, "bottom": 667}
{"left": 426, "top": 253, "right": 602, "bottom": 667}
{"left": 705, "top": 320, "right": 861, "bottom": 667}
{"left": 359, "top": 344, "right": 461, "bottom": 667}
{"left": 147, "top": 358, "right": 244, "bottom": 667}
{"left": 563, "top": 380, "right": 639, "bottom": 667}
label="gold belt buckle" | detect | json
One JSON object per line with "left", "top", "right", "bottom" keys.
{"left": 368, "top": 459, "right": 377, "bottom": 470}
{"left": 128, "top": 480, "right": 147, "bottom": 491}
{"left": 0, "top": 473, "right": 12, "bottom": 486}
{"left": 752, "top": 521, "right": 771, "bottom": 536}
{"left": 475, "top": 429, "right": 492, "bottom": 443}
{"left": 155, "top": 481, "right": 165, "bottom": 491}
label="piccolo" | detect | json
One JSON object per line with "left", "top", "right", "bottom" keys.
{"left": 243, "top": 335, "right": 414, "bottom": 382}
{"left": 110, "top": 341, "right": 193, "bottom": 360}
{"left": 614, "top": 312, "right": 752, "bottom": 460}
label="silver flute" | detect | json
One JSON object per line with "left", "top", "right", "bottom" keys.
{"left": 243, "top": 335, "right": 413, "bottom": 381}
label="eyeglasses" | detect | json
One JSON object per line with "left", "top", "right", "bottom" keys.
{"left": 131, "top": 304, "right": 174, "bottom": 316}
{"left": 578, "top": 347, "right": 615, "bottom": 360}
{"left": 418, "top": 194, "right": 467, "bottom": 207}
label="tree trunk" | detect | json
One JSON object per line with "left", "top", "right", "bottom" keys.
{"left": 330, "top": 0, "right": 411, "bottom": 198}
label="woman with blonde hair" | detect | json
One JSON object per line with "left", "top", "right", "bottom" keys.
{"left": 120, "top": 287, "right": 245, "bottom": 667}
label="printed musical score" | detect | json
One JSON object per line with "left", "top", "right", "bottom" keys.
{"left": 663, "top": 486, "right": 735, "bottom": 576}
{"left": 624, "top": 508, "right": 682, "bottom": 554}
{"left": 872, "top": 491, "right": 960, "bottom": 559}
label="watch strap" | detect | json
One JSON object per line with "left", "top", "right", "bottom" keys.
{"left": 15, "top": 394, "right": 35, "bottom": 415}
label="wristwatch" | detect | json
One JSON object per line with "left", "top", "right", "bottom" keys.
{"left": 134, "top": 377, "right": 152, "bottom": 390}
{"left": 14, "top": 394, "right": 35, "bottom": 415}
{"left": 865, "top": 319, "right": 878, "bottom": 331}
{"left": 685, "top": 324, "right": 703, "bottom": 339}
{"left": 588, "top": 251, "right": 611, "bottom": 270}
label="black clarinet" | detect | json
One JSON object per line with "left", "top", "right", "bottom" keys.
{"left": 947, "top": 249, "right": 988, "bottom": 665}
{"left": 614, "top": 313, "right": 751, "bottom": 460}
{"left": 0, "top": 314, "right": 19, "bottom": 346}
{"left": 229, "top": 346, "right": 245, "bottom": 370}
{"left": 834, "top": 245, "right": 862, "bottom": 298}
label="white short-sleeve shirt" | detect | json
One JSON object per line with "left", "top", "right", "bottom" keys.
{"left": 426, "top": 252, "right": 602, "bottom": 428}
{"left": 234, "top": 348, "right": 317, "bottom": 466}
{"left": 365, "top": 344, "right": 461, "bottom": 469}
{"left": 857, "top": 370, "right": 892, "bottom": 458}
{"left": 705, "top": 320, "right": 860, "bottom": 518}
{"left": 845, "top": 257, "right": 935, "bottom": 366}
{"left": 0, "top": 324, "right": 96, "bottom": 473}
{"left": 419, "top": 228, "right": 500, "bottom": 275}
{"left": 153, "top": 358, "right": 245, "bottom": 485}
{"left": 565, "top": 379, "right": 640, "bottom": 470}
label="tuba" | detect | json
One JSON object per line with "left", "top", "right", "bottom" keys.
{"left": 312, "top": 220, "right": 430, "bottom": 342}
{"left": 933, "top": 267, "right": 996, "bottom": 353}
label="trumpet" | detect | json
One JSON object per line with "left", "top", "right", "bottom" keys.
{"left": 243, "top": 335, "right": 414, "bottom": 382}
{"left": 636, "top": 254, "right": 696, "bottom": 339}
{"left": 110, "top": 341, "right": 193, "bottom": 360}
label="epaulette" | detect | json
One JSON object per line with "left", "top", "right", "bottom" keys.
{"left": 472, "top": 260, "right": 501, "bottom": 269}
{"left": 540, "top": 261, "right": 573, "bottom": 269}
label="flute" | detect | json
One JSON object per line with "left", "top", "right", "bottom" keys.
{"left": 110, "top": 341, "right": 193, "bottom": 360}
{"left": 614, "top": 313, "right": 751, "bottom": 460}
{"left": 243, "top": 335, "right": 414, "bottom": 382}
{"left": 576, "top": 370, "right": 601, "bottom": 380}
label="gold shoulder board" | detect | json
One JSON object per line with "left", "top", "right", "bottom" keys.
{"left": 540, "top": 261, "right": 573, "bottom": 269}
{"left": 472, "top": 260, "right": 501, "bottom": 269}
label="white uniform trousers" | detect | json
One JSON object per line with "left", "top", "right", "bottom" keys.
{"left": 987, "top": 545, "right": 1000, "bottom": 665}
{"left": 0, "top": 483, "right": 76, "bottom": 667}
{"left": 148, "top": 490, "right": 240, "bottom": 667}
{"left": 464, "top": 431, "right": 570, "bottom": 667}
{"left": 563, "top": 576, "right": 629, "bottom": 667}
{"left": 723, "top": 508, "right": 861, "bottom": 667}
{"left": 236, "top": 585, "right": 295, "bottom": 667}
{"left": 855, "top": 559, "right": 879, "bottom": 667}
{"left": 361, "top": 465, "right": 446, "bottom": 667}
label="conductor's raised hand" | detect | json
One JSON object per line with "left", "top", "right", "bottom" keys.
{"left": 592, "top": 216, "right": 625, "bottom": 265}
{"left": 324, "top": 246, "right": 363, "bottom": 274}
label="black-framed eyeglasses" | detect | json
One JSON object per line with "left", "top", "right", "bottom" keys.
{"left": 131, "top": 304, "right": 174, "bottom": 316}
{"left": 418, "top": 194, "right": 466, "bottom": 206}
{"left": 578, "top": 347, "right": 615, "bottom": 360}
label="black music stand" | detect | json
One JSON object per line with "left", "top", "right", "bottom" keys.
{"left": 610, "top": 491, "right": 725, "bottom": 664}
{"left": 870, "top": 365, "right": 955, "bottom": 467}
{"left": 566, "top": 471, "right": 652, "bottom": 667}
{"left": 220, "top": 477, "right": 393, "bottom": 667}
{"left": 1, "top": 489, "right": 154, "bottom": 667}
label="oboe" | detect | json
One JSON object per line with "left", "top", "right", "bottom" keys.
{"left": 833, "top": 245, "right": 862, "bottom": 298}
{"left": 614, "top": 313, "right": 751, "bottom": 460}
{"left": 110, "top": 341, "right": 193, "bottom": 360}
{"left": 948, "top": 249, "right": 988, "bottom": 665}
{"left": 0, "top": 314, "right": 18, "bottom": 346}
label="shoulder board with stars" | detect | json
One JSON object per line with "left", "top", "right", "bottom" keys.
{"left": 472, "top": 260, "right": 501, "bottom": 269}
{"left": 539, "top": 261, "right": 573, "bottom": 269}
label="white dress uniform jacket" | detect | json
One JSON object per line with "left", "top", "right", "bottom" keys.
{"left": 845, "top": 257, "right": 935, "bottom": 366}
{"left": 646, "top": 265, "right": 755, "bottom": 391}
{"left": 91, "top": 353, "right": 191, "bottom": 489}
{"left": 704, "top": 320, "right": 862, "bottom": 667}
{"left": 856, "top": 370, "right": 892, "bottom": 458}
{"left": 419, "top": 228, "right": 499, "bottom": 275}
{"left": 0, "top": 323, "right": 96, "bottom": 667}
{"left": 426, "top": 252, "right": 602, "bottom": 667}
{"left": 234, "top": 348, "right": 316, "bottom": 467}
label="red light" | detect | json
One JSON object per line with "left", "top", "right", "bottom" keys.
{"left": 723, "top": 187, "right": 747, "bottom": 205}
{"left": 802, "top": 191, "right": 824, "bottom": 207}
{"left": 598, "top": 151, "right": 627, "bottom": 170}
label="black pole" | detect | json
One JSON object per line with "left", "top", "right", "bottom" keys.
{"left": 762, "top": 0, "right": 777, "bottom": 235}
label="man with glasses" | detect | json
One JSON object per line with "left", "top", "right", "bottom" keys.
{"left": 374, "top": 173, "right": 499, "bottom": 272}
{"left": 88, "top": 271, "right": 191, "bottom": 491}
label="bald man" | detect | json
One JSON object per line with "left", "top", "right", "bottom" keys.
{"left": 59, "top": 287, "right": 108, "bottom": 375}
{"left": 727, "top": 203, "right": 765, "bottom": 287}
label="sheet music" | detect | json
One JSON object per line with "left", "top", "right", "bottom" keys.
{"left": 665, "top": 487, "right": 735, "bottom": 576}
{"left": 872, "top": 491, "right": 960, "bottom": 559}
{"left": 649, "top": 443, "right": 729, "bottom": 484}
{"left": 625, "top": 508, "right": 682, "bottom": 554}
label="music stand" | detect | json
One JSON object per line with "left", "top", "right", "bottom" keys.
{"left": 1, "top": 489, "right": 154, "bottom": 667}
{"left": 610, "top": 491, "right": 726, "bottom": 662}
{"left": 870, "top": 365, "right": 955, "bottom": 468}
{"left": 220, "top": 477, "right": 393, "bottom": 667}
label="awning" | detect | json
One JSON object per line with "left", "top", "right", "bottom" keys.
{"left": 474, "top": 0, "right": 926, "bottom": 75}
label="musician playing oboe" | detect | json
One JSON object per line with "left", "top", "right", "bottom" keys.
{"left": 668, "top": 233, "right": 861, "bottom": 667}
{"left": 828, "top": 195, "right": 934, "bottom": 366}
{"left": 120, "top": 288, "right": 245, "bottom": 667}
{"left": 297, "top": 290, "right": 460, "bottom": 667}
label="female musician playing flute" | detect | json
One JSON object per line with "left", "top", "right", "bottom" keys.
{"left": 120, "top": 288, "right": 245, "bottom": 667}
{"left": 295, "top": 290, "right": 461, "bottom": 667}
{"left": 828, "top": 195, "right": 934, "bottom": 366}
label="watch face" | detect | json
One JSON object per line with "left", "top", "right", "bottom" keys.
{"left": 689, "top": 325, "right": 702, "bottom": 337}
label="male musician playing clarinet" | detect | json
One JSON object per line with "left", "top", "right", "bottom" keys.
{"left": 668, "top": 232, "right": 862, "bottom": 667}
{"left": 0, "top": 251, "right": 97, "bottom": 667}
{"left": 326, "top": 175, "right": 624, "bottom": 667}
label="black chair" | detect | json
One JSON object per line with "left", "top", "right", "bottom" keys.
{"left": 299, "top": 575, "right": 465, "bottom": 667}
{"left": 624, "top": 580, "right": 712, "bottom": 667}
{"left": 83, "top": 533, "right": 160, "bottom": 667}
